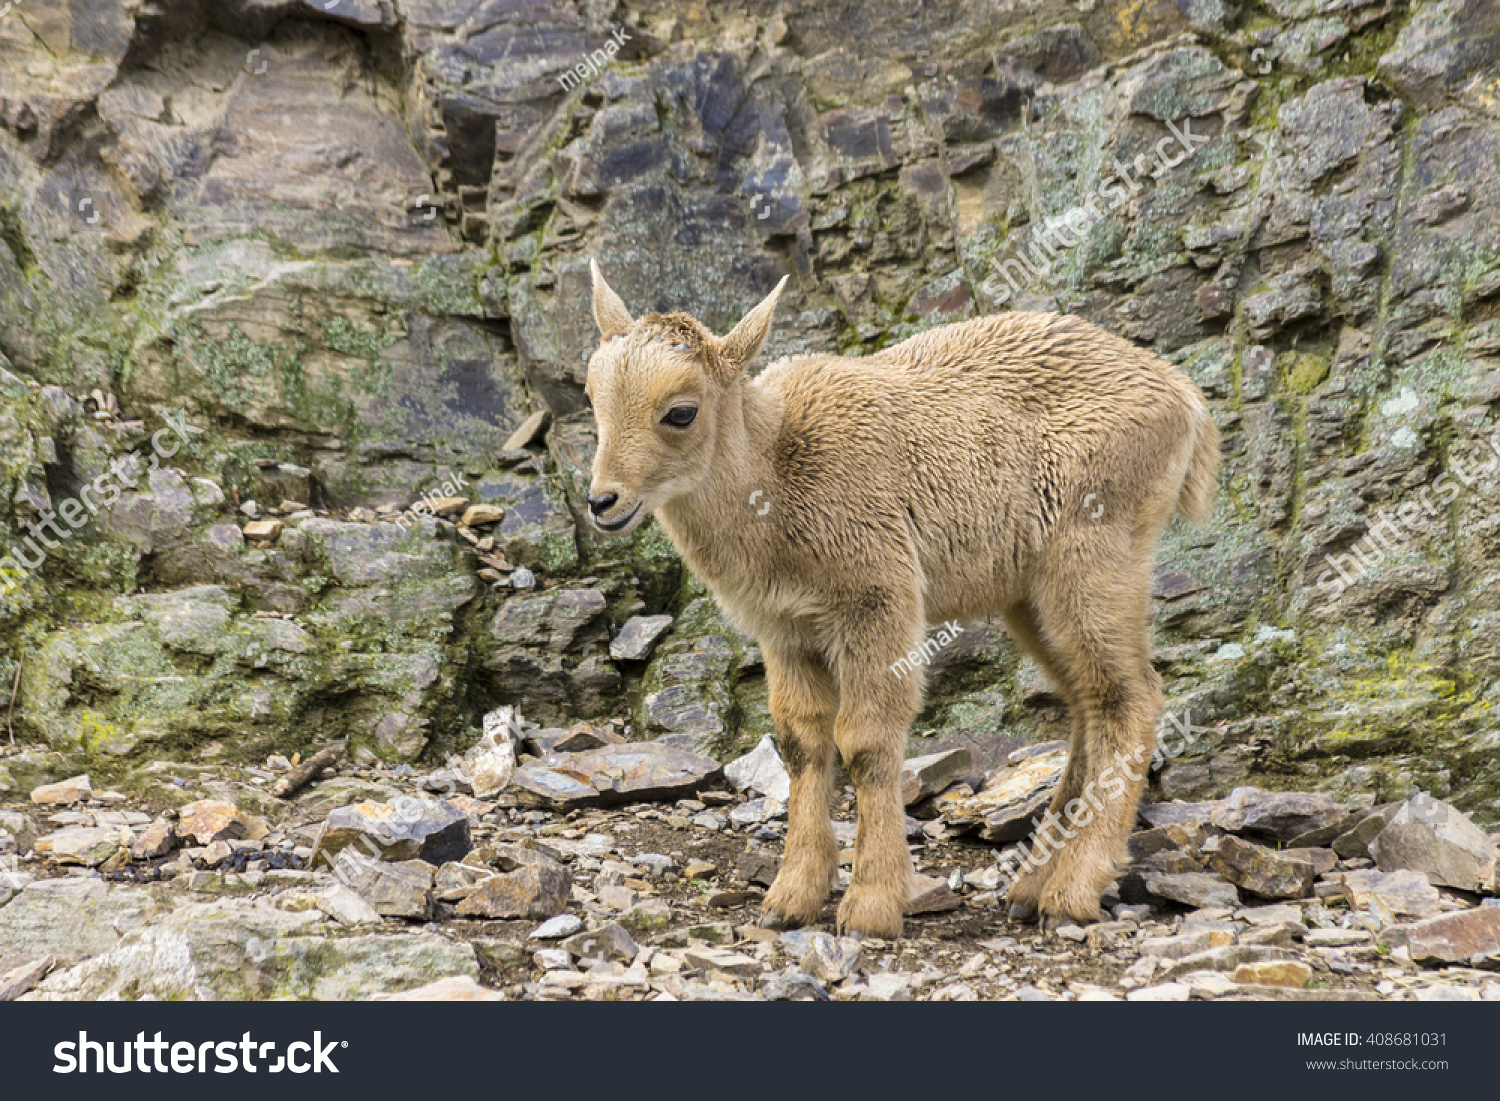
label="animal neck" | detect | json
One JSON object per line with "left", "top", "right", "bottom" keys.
{"left": 656, "top": 377, "right": 778, "bottom": 582}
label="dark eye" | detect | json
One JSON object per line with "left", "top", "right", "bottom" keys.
{"left": 662, "top": 405, "right": 698, "bottom": 428}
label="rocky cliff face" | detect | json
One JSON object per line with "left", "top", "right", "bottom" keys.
{"left": 1, "top": 0, "right": 1498, "bottom": 823}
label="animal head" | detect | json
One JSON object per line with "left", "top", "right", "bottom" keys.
{"left": 583, "top": 259, "right": 787, "bottom": 535}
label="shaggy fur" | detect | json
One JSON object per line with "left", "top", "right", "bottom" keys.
{"left": 584, "top": 261, "right": 1218, "bottom": 937}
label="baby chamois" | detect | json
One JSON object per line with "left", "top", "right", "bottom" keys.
{"left": 583, "top": 261, "right": 1218, "bottom": 938}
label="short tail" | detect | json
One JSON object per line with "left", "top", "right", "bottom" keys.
{"left": 1176, "top": 398, "right": 1219, "bottom": 525}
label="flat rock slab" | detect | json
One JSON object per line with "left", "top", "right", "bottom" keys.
{"left": 0, "top": 879, "right": 169, "bottom": 971}
{"left": 30, "top": 775, "right": 91, "bottom": 805}
{"left": 937, "top": 742, "right": 1066, "bottom": 842}
{"left": 1403, "top": 908, "right": 1500, "bottom": 968}
{"left": 1144, "top": 871, "right": 1241, "bottom": 910}
{"left": 311, "top": 799, "right": 471, "bottom": 868}
{"left": 512, "top": 741, "right": 722, "bottom": 808}
{"left": 26, "top": 898, "right": 478, "bottom": 1001}
{"left": 35, "top": 826, "right": 122, "bottom": 867}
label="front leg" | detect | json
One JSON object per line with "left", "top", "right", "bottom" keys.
{"left": 759, "top": 647, "right": 839, "bottom": 931}
{"left": 831, "top": 618, "right": 923, "bottom": 939}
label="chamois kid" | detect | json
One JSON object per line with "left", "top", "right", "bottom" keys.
{"left": 583, "top": 261, "right": 1218, "bottom": 938}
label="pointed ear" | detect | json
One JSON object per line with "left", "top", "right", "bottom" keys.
{"left": 720, "top": 275, "right": 789, "bottom": 371}
{"left": 591, "top": 259, "right": 634, "bottom": 339}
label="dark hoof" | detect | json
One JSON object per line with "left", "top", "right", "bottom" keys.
{"left": 760, "top": 908, "right": 798, "bottom": 931}
{"left": 1008, "top": 900, "right": 1038, "bottom": 923}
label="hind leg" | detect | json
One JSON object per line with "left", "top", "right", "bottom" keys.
{"left": 1022, "top": 561, "right": 1163, "bottom": 925}
{"left": 1000, "top": 602, "right": 1092, "bottom": 922}
{"left": 760, "top": 646, "right": 839, "bottom": 930}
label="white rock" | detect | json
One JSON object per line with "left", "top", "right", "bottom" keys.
{"left": 1126, "top": 982, "right": 1192, "bottom": 1002}
{"left": 530, "top": 914, "right": 583, "bottom": 940}
{"left": 724, "top": 735, "right": 791, "bottom": 803}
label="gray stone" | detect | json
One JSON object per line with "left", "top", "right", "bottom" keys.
{"left": 1368, "top": 795, "right": 1498, "bottom": 892}
{"left": 344, "top": 858, "right": 434, "bottom": 919}
{"left": 530, "top": 914, "right": 583, "bottom": 940}
{"left": 610, "top": 615, "right": 675, "bottom": 661}
{"left": 316, "top": 883, "right": 383, "bottom": 927}
{"left": 1210, "top": 787, "right": 1350, "bottom": 843}
{"left": 512, "top": 740, "right": 722, "bottom": 808}
{"left": 564, "top": 922, "right": 639, "bottom": 964}
{"left": 1144, "top": 871, "right": 1241, "bottom": 910}
{"left": 311, "top": 798, "right": 471, "bottom": 868}
{"left": 800, "top": 933, "right": 863, "bottom": 983}
{"left": 761, "top": 971, "right": 830, "bottom": 1000}
{"left": 900, "top": 748, "right": 972, "bottom": 805}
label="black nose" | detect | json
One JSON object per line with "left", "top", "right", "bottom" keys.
{"left": 587, "top": 493, "right": 617, "bottom": 517}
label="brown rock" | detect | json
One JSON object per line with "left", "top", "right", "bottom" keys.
{"left": 1403, "top": 908, "right": 1500, "bottom": 968}
{"left": 456, "top": 862, "right": 571, "bottom": 920}
{"left": 177, "top": 799, "right": 247, "bottom": 845}
{"left": 130, "top": 818, "right": 176, "bottom": 860}
{"left": 1206, "top": 835, "right": 1315, "bottom": 899}
{"left": 29, "top": 775, "right": 91, "bottom": 805}
{"left": 345, "top": 858, "right": 435, "bottom": 919}
{"left": 502, "top": 409, "right": 551, "bottom": 451}
{"left": 907, "top": 873, "right": 961, "bottom": 914}
{"left": 243, "top": 519, "right": 284, "bottom": 541}
{"left": 1232, "top": 960, "right": 1313, "bottom": 987}
{"left": 1341, "top": 868, "right": 1442, "bottom": 919}
{"left": 511, "top": 741, "right": 722, "bottom": 808}
{"left": 427, "top": 497, "right": 469, "bottom": 517}
{"left": 460, "top": 504, "right": 505, "bottom": 527}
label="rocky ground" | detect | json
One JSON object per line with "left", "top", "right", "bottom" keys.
{"left": 3, "top": 720, "right": 1497, "bottom": 1002}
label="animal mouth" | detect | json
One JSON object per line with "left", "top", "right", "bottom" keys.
{"left": 594, "top": 502, "right": 642, "bottom": 533}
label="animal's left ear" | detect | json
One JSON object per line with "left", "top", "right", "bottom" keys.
{"left": 719, "top": 275, "right": 789, "bottom": 372}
